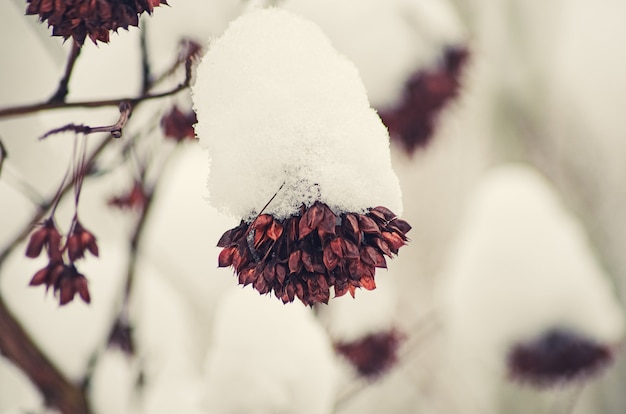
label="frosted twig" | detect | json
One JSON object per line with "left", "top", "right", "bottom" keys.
{"left": 40, "top": 101, "right": 132, "bottom": 140}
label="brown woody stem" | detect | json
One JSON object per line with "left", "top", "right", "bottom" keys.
{"left": 0, "top": 295, "right": 92, "bottom": 413}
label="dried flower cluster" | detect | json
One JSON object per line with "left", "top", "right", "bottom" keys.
{"left": 25, "top": 217, "right": 98, "bottom": 305}
{"left": 108, "top": 180, "right": 149, "bottom": 211}
{"left": 379, "top": 47, "right": 468, "bottom": 154}
{"left": 507, "top": 328, "right": 613, "bottom": 387}
{"left": 335, "top": 329, "right": 404, "bottom": 378}
{"left": 217, "top": 202, "right": 410, "bottom": 306}
{"left": 25, "top": 0, "right": 168, "bottom": 44}
{"left": 160, "top": 105, "right": 197, "bottom": 143}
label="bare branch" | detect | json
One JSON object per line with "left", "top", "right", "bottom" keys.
{"left": 0, "top": 295, "right": 92, "bottom": 413}
{"left": 40, "top": 101, "right": 132, "bottom": 140}
{"left": 49, "top": 41, "right": 82, "bottom": 104}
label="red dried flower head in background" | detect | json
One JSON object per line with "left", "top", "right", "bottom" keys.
{"left": 217, "top": 202, "right": 411, "bottom": 306}
{"left": 335, "top": 329, "right": 404, "bottom": 379}
{"left": 507, "top": 328, "right": 614, "bottom": 387}
{"left": 108, "top": 318, "right": 134, "bottom": 355}
{"left": 160, "top": 105, "right": 197, "bottom": 142}
{"left": 25, "top": 218, "right": 63, "bottom": 262}
{"left": 66, "top": 220, "right": 99, "bottom": 262}
{"left": 30, "top": 262, "right": 91, "bottom": 305}
{"left": 25, "top": 0, "right": 168, "bottom": 45}
{"left": 108, "top": 180, "right": 148, "bottom": 211}
{"left": 379, "top": 47, "right": 469, "bottom": 155}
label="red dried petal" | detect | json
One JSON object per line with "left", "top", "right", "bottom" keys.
{"left": 360, "top": 274, "right": 376, "bottom": 291}
{"left": 25, "top": 227, "right": 48, "bottom": 258}
{"left": 374, "top": 237, "right": 393, "bottom": 257}
{"left": 372, "top": 206, "right": 396, "bottom": 221}
{"left": 381, "top": 231, "right": 405, "bottom": 253}
{"left": 30, "top": 266, "right": 50, "bottom": 286}
{"left": 58, "top": 277, "right": 76, "bottom": 306}
{"left": 75, "top": 276, "right": 91, "bottom": 304}
{"left": 67, "top": 234, "right": 83, "bottom": 262}
{"left": 358, "top": 215, "right": 381, "bottom": 234}
{"left": 318, "top": 206, "right": 337, "bottom": 235}
{"left": 362, "top": 246, "right": 387, "bottom": 269}
{"left": 341, "top": 239, "right": 360, "bottom": 259}
{"left": 267, "top": 220, "right": 283, "bottom": 241}
{"left": 275, "top": 263, "right": 287, "bottom": 284}
{"left": 218, "top": 246, "right": 236, "bottom": 267}
{"left": 301, "top": 250, "right": 314, "bottom": 273}
{"left": 217, "top": 224, "right": 245, "bottom": 247}
{"left": 239, "top": 267, "right": 256, "bottom": 286}
{"left": 323, "top": 244, "right": 339, "bottom": 271}
{"left": 288, "top": 250, "right": 302, "bottom": 274}
{"left": 390, "top": 218, "right": 412, "bottom": 235}
{"left": 253, "top": 214, "right": 273, "bottom": 231}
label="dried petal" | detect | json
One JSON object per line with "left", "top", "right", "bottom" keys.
{"left": 381, "top": 231, "right": 405, "bottom": 253}
{"left": 25, "top": 226, "right": 48, "bottom": 258}
{"left": 30, "top": 266, "right": 50, "bottom": 286}
{"left": 218, "top": 246, "right": 236, "bottom": 267}
{"left": 75, "top": 276, "right": 91, "bottom": 304}
{"left": 288, "top": 250, "right": 303, "bottom": 274}
{"left": 358, "top": 215, "right": 381, "bottom": 234}
{"left": 267, "top": 220, "right": 283, "bottom": 241}
{"left": 323, "top": 244, "right": 339, "bottom": 271}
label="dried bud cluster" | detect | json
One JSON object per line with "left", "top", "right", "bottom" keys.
{"left": 108, "top": 318, "right": 134, "bottom": 355}
{"left": 217, "top": 202, "right": 411, "bottom": 306}
{"left": 25, "top": 0, "right": 168, "bottom": 44}
{"left": 335, "top": 329, "right": 404, "bottom": 378}
{"left": 108, "top": 180, "right": 148, "bottom": 211}
{"left": 507, "top": 328, "right": 613, "bottom": 387}
{"left": 160, "top": 106, "right": 197, "bottom": 143}
{"left": 379, "top": 47, "right": 468, "bottom": 154}
{"left": 25, "top": 218, "right": 98, "bottom": 305}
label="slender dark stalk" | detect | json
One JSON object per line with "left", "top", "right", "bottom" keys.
{"left": 140, "top": 23, "right": 152, "bottom": 95}
{"left": 49, "top": 41, "right": 82, "bottom": 104}
{"left": 0, "top": 134, "right": 113, "bottom": 266}
{"left": 0, "top": 136, "right": 7, "bottom": 177}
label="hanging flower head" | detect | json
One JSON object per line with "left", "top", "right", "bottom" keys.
{"left": 192, "top": 9, "right": 411, "bottom": 305}
{"left": 507, "top": 328, "right": 614, "bottom": 387}
{"left": 25, "top": 0, "right": 168, "bottom": 44}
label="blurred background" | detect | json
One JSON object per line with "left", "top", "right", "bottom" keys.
{"left": 1, "top": 0, "right": 626, "bottom": 413}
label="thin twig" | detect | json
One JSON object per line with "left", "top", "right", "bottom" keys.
{"left": 0, "top": 135, "right": 113, "bottom": 265}
{"left": 0, "top": 78, "right": 191, "bottom": 119}
{"left": 49, "top": 41, "right": 82, "bottom": 103}
{"left": 40, "top": 101, "right": 132, "bottom": 140}
{"left": 0, "top": 135, "right": 7, "bottom": 177}
{"left": 140, "top": 23, "right": 152, "bottom": 94}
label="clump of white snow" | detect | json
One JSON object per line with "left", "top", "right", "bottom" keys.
{"left": 437, "top": 164, "right": 624, "bottom": 411}
{"left": 192, "top": 8, "right": 402, "bottom": 220}
{"left": 202, "top": 287, "right": 337, "bottom": 414}
{"left": 281, "top": 0, "right": 467, "bottom": 109}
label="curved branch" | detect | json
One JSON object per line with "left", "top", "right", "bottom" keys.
{"left": 0, "top": 296, "right": 92, "bottom": 413}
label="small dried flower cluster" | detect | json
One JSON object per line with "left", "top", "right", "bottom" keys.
{"left": 108, "top": 180, "right": 148, "bottom": 211}
{"left": 335, "top": 329, "right": 404, "bottom": 378}
{"left": 507, "top": 328, "right": 613, "bottom": 387}
{"left": 25, "top": 0, "right": 168, "bottom": 45}
{"left": 379, "top": 47, "right": 468, "bottom": 155}
{"left": 25, "top": 217, "right": 98, "bottom": 305}
{"left": 217, "top": 202, "right": 411, "bottom": 306}
{"left": 160, "top": 105, "right": 197, "bottom": 143}
{"left": 108, "top": 317, "right": 134, "bottom": 355}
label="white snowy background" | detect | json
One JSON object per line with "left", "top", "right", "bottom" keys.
{"left": 1, "top": 0, "right": 626, "bottom": 413}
